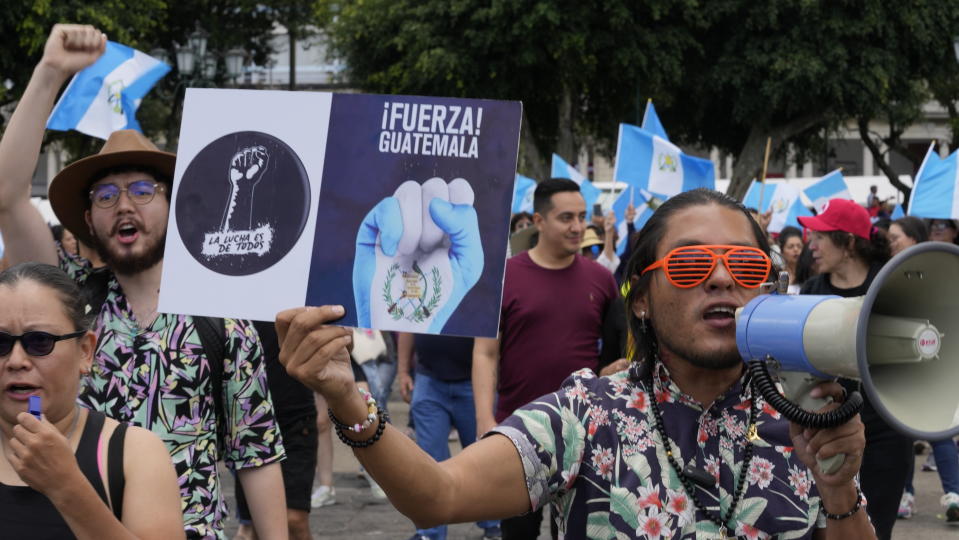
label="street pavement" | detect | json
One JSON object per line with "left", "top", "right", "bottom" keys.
{"left": 221, "top": 395, "right": 959, "bottom": 539}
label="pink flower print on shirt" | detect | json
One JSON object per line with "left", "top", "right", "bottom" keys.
{"left": 636, "top": 485, "right": 663, "bottom": 510}
{"left": 788, "top": 465, "right": 811, "bottom": 501}
{"left": 627, "top": 388, "right": 649, "bottom": 412}
{"left": 635, "top": 506, "right": 672, "bottom": 540}
{"left": 591, "top": 446, "right": 614, "bottom": 481}
{"left": 736, "top": 521, "right": 770, "bottom": 540}
{"left": 665, "top": 488, "right": 695, "bottom": 527}
{"left": 565, "top": 378, "right": 589, "bottom": 403}
{"left": 705, "top": 455, "right": 722, "bottom": 484}
{"left": 748, "top": 457, "right": 775, "bottom": 489}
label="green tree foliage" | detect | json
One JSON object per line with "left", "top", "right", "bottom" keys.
{"left": 0, "top": 1, "right": 278, "bottom": 157}
{"left": 662, "top": 0, "right": 959, "bottom": 199}
{"left": 323, "top": 0, "right": 705, "bottom": 179}
{"left": 324, "top": 0, "right": 959, "bottom": 200}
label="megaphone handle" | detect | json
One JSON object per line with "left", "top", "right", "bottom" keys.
{"left": 782, "top": 373, "right": 848, "bottom": 476}
{"left": 818, "top": 454, "right": 845, "bottom": 475}
{"left": 779, "top": 371, "right": 846, "bottom": 474}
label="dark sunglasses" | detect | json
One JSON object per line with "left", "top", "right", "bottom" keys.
{"left": 0, "top": 330, "right": 87, "bottom": 357}
{"left": 89, "top": 180, "right": 164, "bottom": 209}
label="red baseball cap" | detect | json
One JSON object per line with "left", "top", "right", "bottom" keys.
{"left": 797, "top": 198, "right": 871, "bottom": 240}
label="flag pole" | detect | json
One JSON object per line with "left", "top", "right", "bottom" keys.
{"left": 757, "top": 137, "right": 772, "bottom": 211}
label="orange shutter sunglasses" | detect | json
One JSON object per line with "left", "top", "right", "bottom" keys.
{"left": 641, "top": 244, "right": 771, "bottom": 288}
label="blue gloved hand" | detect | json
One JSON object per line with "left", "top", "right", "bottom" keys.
{"left": 352, "top": 197, "right": 402, "bottom": 328}
{"left": 352, "top": 178, "right": 484, "bottom": 333}
{"left": 426, "top": 196, "right": 483, "bottom": 333}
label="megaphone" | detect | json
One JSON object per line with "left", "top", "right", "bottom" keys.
{"left": 736, "top": 241, "right": 959, "bottom": 465}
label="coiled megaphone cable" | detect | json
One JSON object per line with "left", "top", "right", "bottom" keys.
{"left": 747, "top": 357, "right": 864, "bottom": 429}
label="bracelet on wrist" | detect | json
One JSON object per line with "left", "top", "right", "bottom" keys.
{"left": 822, "top": 485, "right": 864, "bottom": 520}
{"left": 331, "top": 406, "right": 389, "bottom": 449}
{"left": 328, "top": 387, "right": 378, "bottom": 433}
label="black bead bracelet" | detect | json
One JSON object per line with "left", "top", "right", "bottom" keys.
{"left": 330, "top": 406, "right": 389, "bottom": 449}
{"left": 822, "top": 485, "right": 864, "bottom": 520}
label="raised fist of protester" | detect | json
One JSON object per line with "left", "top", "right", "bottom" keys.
{"left": 353, "top": 178, "right": 484, "bottom": 333}
{"left": 603, "top": 210, "right": 616, "bottom": 232}
{"left": 276, "top": 306, "right": 356, "bottom": 405}
{"left": 7, "top": 412, "right": 84, "bottom": 499}
{"left": 221, "top": 145, "right": 270, "bottom": 231}
{"left": 40, "top": 24, "right": 107, "bottom": 79}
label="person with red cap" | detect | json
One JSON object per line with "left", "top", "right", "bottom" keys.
{"left": 798, "top": 198, "right": 909, "bottom": 540}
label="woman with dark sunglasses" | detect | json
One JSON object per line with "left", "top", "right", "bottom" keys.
{"left": 0, "top": 262, "right": 183, "bottom": 539}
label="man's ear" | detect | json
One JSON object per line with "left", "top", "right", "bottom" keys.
{"left": 84, "top": 209, "right": 93, "bottom": 236}
{"left": 631, "top": 284, "right": 649, "bottom": 320}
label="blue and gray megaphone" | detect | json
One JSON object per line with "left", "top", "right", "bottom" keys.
{"left": 736, "top": 242, "right": 959, "bottom": 473}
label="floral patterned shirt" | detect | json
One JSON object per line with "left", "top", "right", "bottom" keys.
{"left": 61, "top": 253, "right": 285, "bottom": 539}
{"left": 493, "top": 362, "right": 827, "bottom": 539}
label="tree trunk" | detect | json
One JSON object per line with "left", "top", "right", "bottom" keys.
{"left": 555, "top": 88, "right": 576, "bottom": 165}
{"left": 727, "top": 113, "right": 824, "bottom": 201}
{"left": 858, "top": 117, "right": 913, "bottom": 204}
{"left": 518, "top": 109, "right": 548, "bottom": 180}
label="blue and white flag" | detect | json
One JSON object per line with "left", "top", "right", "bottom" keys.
{"left": 783, "top": 199, "right": 814, "bottom": 231}
{"left": 742, "top": 180, "right": 775, "bottom": 212}
{"left": 611, "top": 186, "right": 655, "bottom": 255}
{"left": 613, "top": 123, "right": 714, "bottom": 199}
{"left": 803, "top": 169, "right": 850, "bottom": 213}
{"left": 908, "top": 144, "right": 958, "bottom": 219}
{"left": 890, "top": 204, "right": 905, "bottom": 220}
{"left": 47, "top": 41, "right": 170, "bottom": 140}
{"left": 642, "top": 100, "right": 669, "bottom": 142}
{"left": 765, "top": 183, "right": 802, "bottom": 233}
{"left": 551, "top": 153, "right": 601, "bottom": 219}
{"left": 512, "top": 174, "right": 537, "bottom": 214}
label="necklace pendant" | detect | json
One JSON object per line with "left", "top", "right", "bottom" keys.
{"left": 719, "top": 525, "right": 728, "bottom": 539}
{"left": 746, "top": 423, "right": 761, "bottom": 442}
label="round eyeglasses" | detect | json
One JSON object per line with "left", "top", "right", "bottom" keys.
{"left": 89, "top": 180, "right": 165, "bottom": 209}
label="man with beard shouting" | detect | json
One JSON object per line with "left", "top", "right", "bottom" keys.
{"left": 0, "top": 25, "right": 287, "bottom": 540}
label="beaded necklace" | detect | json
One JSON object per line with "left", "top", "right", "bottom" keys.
{"left": 645, "top": 368, "right": 759, "bottom": 540}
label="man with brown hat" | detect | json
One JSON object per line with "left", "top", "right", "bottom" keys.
{"left": 0, "top": 25, "right": 287, "bottom": 539}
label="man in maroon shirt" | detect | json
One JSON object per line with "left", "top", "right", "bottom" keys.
{"left": 472, "top": 178, "right": 619, "bottom": 539}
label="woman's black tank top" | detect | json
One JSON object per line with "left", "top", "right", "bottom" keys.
{"left": 0, "top": 409, "right": 127, "bottom": 539}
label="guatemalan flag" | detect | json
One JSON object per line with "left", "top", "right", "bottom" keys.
{"left": 641, "top": 100, "right": 669, "bottom": 142}
{"left": 613, "top": 123, "right": 714, "bottom": 199}
{"left": 47, "top": 41, "right": 170, "bottom": 140}
{"left": 909, "top": 144, "right": 958, "bottom": 219}
{"left": 742, "top": 180, "right": 775, "bottom": 212}
{"left": 551, "top": 153, "right": 601, "bottom": 220}
{"left": 512, "top": 174, "right": 537, "bottom": 214}
{"left": 803, "top": 169, "right": 851, "bottom": 213}
{"left": 611, "top": 186, "right": 655, "bottom": 255}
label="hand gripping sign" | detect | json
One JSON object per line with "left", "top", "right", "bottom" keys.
{"left": 353, "top": 177, "right": 484, "bottom": 333}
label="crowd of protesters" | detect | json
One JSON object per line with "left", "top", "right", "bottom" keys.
{"left": 2, "top": 21, "right": 959, "bottom": 540}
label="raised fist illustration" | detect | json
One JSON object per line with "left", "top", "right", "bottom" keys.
{"left": 353, "top": 177, "right": 484, "bottom": 334}
{"left": 221, "top": 145, "right": 270, "bottom": 232}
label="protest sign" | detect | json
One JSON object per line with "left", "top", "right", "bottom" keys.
{"left": 159, "top": 88, "right": 522, "bottom": 338}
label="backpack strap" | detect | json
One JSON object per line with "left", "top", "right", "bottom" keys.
{"left": 106, "top": 422, "right": 128, "bottom": 520}
{"left": 193, "top": 316, "right": 228, "bottom": 457}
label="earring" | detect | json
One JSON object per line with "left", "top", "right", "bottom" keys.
{"left": 640, "top": 311, "right": 647, "bottom": 332}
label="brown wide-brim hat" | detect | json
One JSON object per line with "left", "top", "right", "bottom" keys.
{"left": 48, "top": 129, "right": 176, "bottom": 246}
